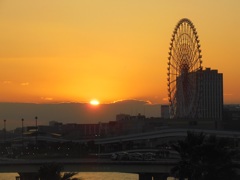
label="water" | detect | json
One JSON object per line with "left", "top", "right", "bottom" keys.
{"left": 0, "top": 173, "right": 175, "bottom": 180}
{"left": 0, "top": 173, "right": 19, "bottom": 180}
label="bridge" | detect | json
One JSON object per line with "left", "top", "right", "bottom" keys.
{"left": 0, "top": 158, "right": 177, "bottom": 180}
{"left": 95, "top": 128, "right": 240, "bottom": 144}
{"left": 4, "top": 128, "right": 240, "bottom": 145}
{"left": 1, "top": 128, "right": 240, "bottom": 179}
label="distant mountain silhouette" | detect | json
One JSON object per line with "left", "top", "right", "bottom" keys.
{"left": 0, "top": 100, "right": 161, "bottom": 130}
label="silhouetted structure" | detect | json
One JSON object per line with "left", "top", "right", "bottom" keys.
{"left": 167, "top": 18, "right": 203, "bottom": 119}
{"left": 167, "top": 18, "right": 224, "bottom": 123}
{"left": 198, "top": 68, "right": 223, "bottom": 121}
{"left": 223, "top": 105, "right": 240, "bottom": 130}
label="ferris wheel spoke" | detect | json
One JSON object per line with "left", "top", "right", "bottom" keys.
{"left": 168, "top": 60, "right": 178, "bottom": 69}
{"left": 189, "top": 47, "right": 201, "bottom": 69}
{"left": 190, "top": 56, "right": 201, "bottom": 70}
{"left": 170, "top": 56, "right": 181, "bottom": 70}
{"left": 172, "top": 41, "right": 184, "bottom": 62}
{"left": 169, "top": 89, "right": 176, "bottom": 98}
{"left": 172, "top": 50, "right": 182, "bottom": 65}
{"left": 169, "top": 79, "right": 177, "bottom": 85}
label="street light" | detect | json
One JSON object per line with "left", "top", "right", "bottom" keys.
{"left": 21, "top": 118, "right": 24, "bottom": 152}
{"left": 3, "top": 119, "right": 6, "bottom": 142}
{"left": 35, "top": 116, "right": 38, "bottom": 145}
{"left": 21, "top": 118, "right": 24, "bottom": 135}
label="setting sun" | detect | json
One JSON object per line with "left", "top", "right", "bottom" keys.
{"left": 90, "top": 99, "right": 100, "bottom": 106}
{"left": 0, "top": 1, "right": 239, "bottom": 105}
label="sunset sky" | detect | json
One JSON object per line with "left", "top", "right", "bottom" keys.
{"left": 0, "top": 0, "right": 240, "bottom": 105}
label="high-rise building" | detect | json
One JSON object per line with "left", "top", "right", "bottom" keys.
{"left": 174, "top": 67, "right": 223, "bottom": 121}
{"left": 198, "top": 68, "right": 223, "bottom": 120}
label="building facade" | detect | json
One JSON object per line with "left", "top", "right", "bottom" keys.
{"left": 198, "top": 68, "right": 223, "bottom": 121}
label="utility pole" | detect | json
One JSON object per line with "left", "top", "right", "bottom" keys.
{"left": 3, "top": 119, "right": 6, "bottom": 142}
{"left": 21, "top": 118, "right": 24, "bottom": 153}
{"left": 35, "top": 116, "right": 38, "bottom": 145}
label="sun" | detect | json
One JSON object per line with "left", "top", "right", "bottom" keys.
{"left": 90, "top": 99, "right": 100, "bottom": 106}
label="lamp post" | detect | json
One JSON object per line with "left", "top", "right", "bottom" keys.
{"left": 3, "top": 119, "right": 6, "bottom": 142}
{"left": 35, "top": 116, "right": 38, "bottom": 145}
{"left": 21, "top": 118, "right": 24, "bottom": 153}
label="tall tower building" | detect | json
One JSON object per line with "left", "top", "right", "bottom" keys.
{"left": 198, "top": 68, "right": 223, "bottom": 121}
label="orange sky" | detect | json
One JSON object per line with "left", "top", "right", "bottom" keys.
{"left": 0, "top": 0, "right": 240, "bottom": 104}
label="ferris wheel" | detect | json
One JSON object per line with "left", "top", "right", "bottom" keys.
{"left": 167, "top": 18, "right": 203, "bottom": 119}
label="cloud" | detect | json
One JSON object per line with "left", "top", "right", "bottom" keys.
{"left": 20, "top": 82, "right": 29, "bottom": 86}
{"left": 41, "top": 97, "right": 53, "bottom": 101}
{"left": 113, "top": 99, "right": 151, "bottom": 105}
{"left": 3, "top": 81, "right": 11, "bottom": 84}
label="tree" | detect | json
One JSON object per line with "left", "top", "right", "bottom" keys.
{"left": 38, "top": 163, "right": 81, "bottom": 180}
{"left": 171, "top": 131, "right": 240, "bottom": 180}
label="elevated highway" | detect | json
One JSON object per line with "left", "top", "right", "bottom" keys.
{"left": 2, "top": 128, "right": 240, "bottom": 145}
{"left": 95, "top": 128, "right": 240, "bottom": 144}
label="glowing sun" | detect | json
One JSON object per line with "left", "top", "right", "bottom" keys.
{"left": 90, "top": 99, "right": 100, "bottom": 106}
